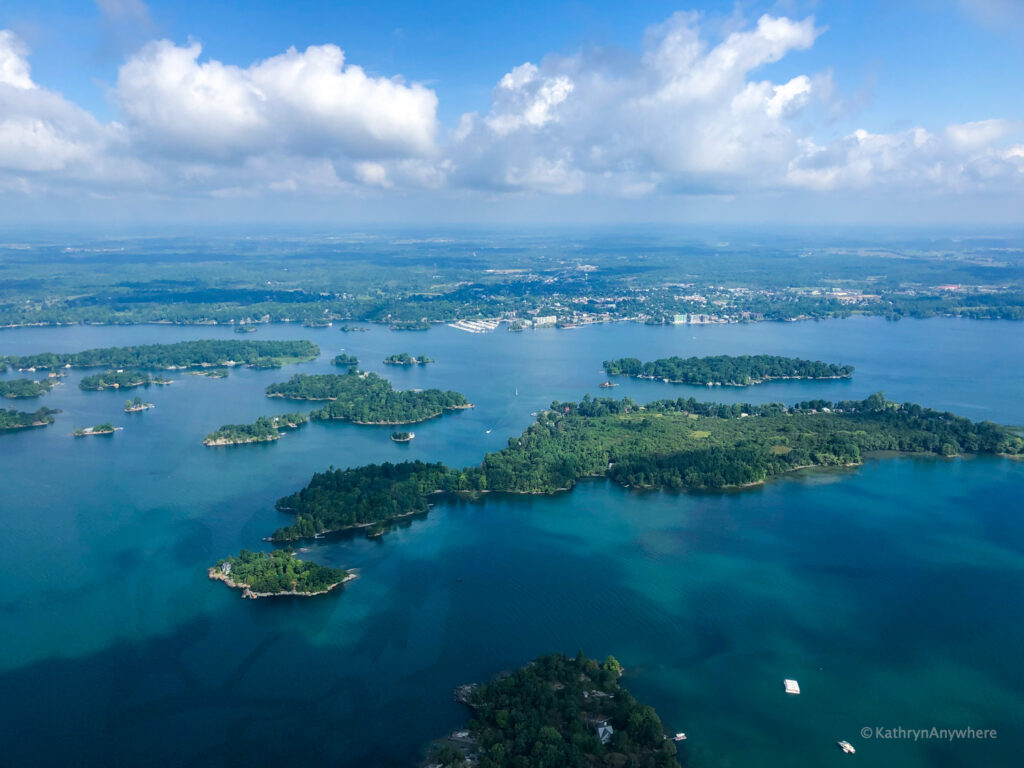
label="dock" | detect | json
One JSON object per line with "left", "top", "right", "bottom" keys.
{"left": 783, "top": 679, "right": 800, "bottom": 695}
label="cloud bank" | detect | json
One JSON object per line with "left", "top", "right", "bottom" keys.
{"left": 0, "top": 11, "right": 1021, "bottom": 212}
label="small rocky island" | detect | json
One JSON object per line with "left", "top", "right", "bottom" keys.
{"left": 391, "top": 431, "right": 415, "bottom": 442}
{"left": 384, "top": 352, "right": 433, "bottom": 366}
{"left": 603, "top": 354, "right": 854, "bottom": 386}
{"left": 124, "top": 397, "right": 154, "bottom": 412}
{"left": 423, "top": 652, "right": 681, "bottom": 768}
{"left": 209, "top": 550, "right": 355, "bottom": 599}
{"left": 73, "top": 422, "right": 119, "bottom": 437}
{"left": 186, "top": 367, "right": 229, "bottom": 378}
{"left": 203, "top": 413, "right": 308, "bottom": 445}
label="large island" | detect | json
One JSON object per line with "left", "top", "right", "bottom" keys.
{"left": 4, "top": 339, "right": 319, "bottom": 371}
{"left": 79, "top": 371, "right": 171, "bottom": 390}
{"left": 424, "top": 652, "right": 680, "bottom": 768}
{"left": 603, "top": 354, "right": 854, "bottom": 386}
{"left": 208, "top": 550, "right": 355, "bottom": 599}
{"left": 0, "top": 378, "right": 57, "bottom": 399}
{"left": 265, "top": 371, "right": 472, "bottom": 424}
{"left": 262, "top": 392, "right": 1021, "bottom": 542}
{"left": 0, "top": 406, "right": 60, "bottom": 431}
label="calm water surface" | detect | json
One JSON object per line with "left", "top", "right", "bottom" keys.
{"left": 0, "top": 317, "right": 1022, "bottom": 767}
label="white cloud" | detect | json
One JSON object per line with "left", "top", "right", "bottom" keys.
{"left": 0, "top": 30, "right": 35, "bottom": 89}
{"left": 116, "top": 40, "right": 439, "bottom": 161}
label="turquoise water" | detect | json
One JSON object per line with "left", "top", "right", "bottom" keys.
{"left": 0, "top": 317, "right": 1022, "bottom": 766}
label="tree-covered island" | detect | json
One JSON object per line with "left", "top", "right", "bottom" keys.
{"left": 0, "top": 406, "right": 60, "bottom": 431}
{"left": 3, "top": 339, "right": 319, "bottom": 371}
{"left": 603, "top": 354, "right": 854, "bottom": 386}
{"left": 124, "top": 397, "right": 154, "bottom": 412}
{"left": 265, "top": 371, "right": 472, "bottom": 424}
{"left": 332, "top": 353, "right": 359, "bottom": 372}
{"left": 391, "top": 431, "right": 414, "bottom": 442}
{"left": 423, "top": 652, "right": 680, "bottom": 768}
{"left": 265, "top": 392, "right": 1021, "bottom": 542}
{"left": 186, "top": 367, "right": 229, "bottom": 378}
{"left": 203, "top": 412, "right": 308, "bottom": 445}
{"left": 73, "top": 422, "right": 118, "bottom": 437}
{"left": 79, "top": 371, "right": 172, "bottom": 390}
{"left": 208, "top": 550, "right": 355, "bottom": 599}
{"left": 0, "top": 378, "right": 57, "bottom": 399}
{"left": 384, "top": 352, "right": 433, "bottom": 365}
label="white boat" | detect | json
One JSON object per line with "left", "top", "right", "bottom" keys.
{"left": 783, "top": 679, "right": 800, "bottom": 695}
{"left": 673, "top": 733, "right": 687, "bottom": 741}
{"left": 837, "top": 740, "right": 855, "bottom": 754}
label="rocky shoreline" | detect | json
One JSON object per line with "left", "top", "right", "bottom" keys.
{"left": 207, "top": 567, "right": 357, "bottom": 599}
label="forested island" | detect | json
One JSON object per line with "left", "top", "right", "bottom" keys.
{"left": 124, "top": 397, "right": 154, "bottom": 412}
{"left": 208, "top": 550, "right": 354, "bottom": 599}
{"left": 79, "top": 371, "right": 171, "bottom": 390}
{"left": 203, "top": 413, "right": 308, "bottom": 445}
{"left": 603, "top": 355, "right": 854, "bottom": 386}
{"left": 73, "top": 423, "right": 117, "bottom": 437}
{"left": 332, "top": 353, "right": 359, "bottom": 372}
{"left": 0, "top": 378, "right": 57, "bottom": 399}
{"left": 424, "top": 652, "right": 680, "bottom": 768}
{"left": 384, "top": 353, "right": 433, "bottom": 365}
{"left": 391, "top": 431, "right": 414, "bottom": 442}
{"left": 265, "top": 392, "right": 1021, "bottom": 541}
{"left": 186, "top": 368, "right": 229, "bottom": 378}
{"left": 0, "top": 406, "right": 60, "bottom": 431}
{"left": 3, "top": 339, "right": 319, "bottom": 371}
{"left": 265, "top": 372, "right": 472, "bottom": 424}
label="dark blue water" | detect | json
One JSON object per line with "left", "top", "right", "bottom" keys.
{"left": 0, "top": 318, "right": 1021, "bottom": 767}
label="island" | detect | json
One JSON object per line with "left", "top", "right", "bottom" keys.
{"left": 603, "top": 355, "right": 854, "bottom": 386}
{"left": 203, "top": 412, "right": 308, "bottom": 446}
{"left": 423, "top": 652, "right": 680, "bottom": 768}
{"left": 265, "top": 371, "right": 472, "bottom": 425}
{"left": 79, "top": 371, "right": 172, "bottom": 390}
{"left": 233, "top": 325, "right": 257, "bottom": 333}
{"left": 124, "top": 397, "right": 154, "bottom": 413}
{"left": 0, "top": 378, "right": 57, "bottom": 399}
{"left": 263, "top": 392, "right": 1022, "bottom": 542}
{"left": 332, "top": 353, "right": 359, "bottom": 372}
{"left": 73, "top": 422, "right": 118, "bottom": 437}
{"left": 384, "top": 352, "right": 433, "bottom": 365}
{"left": 0, "top": 406, "right": 60, "bottom": 431}
{"left": 186, "top": 368, "right": 229, "bottom": 378}
{"left": 4, "top": 339, "right": 319, "bottom": 371}
{"left": 338, "top": 325, "right": 368, "bottom": 333}
{"left": 208, "top": 550, "right": 355, "bottom": 599}
{"left": 391, "top": 431, "right": 415, "bottom": 442}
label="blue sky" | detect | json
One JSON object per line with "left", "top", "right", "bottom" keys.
{"left": 1, "top": 0, "right": 1022, "bottom": 226}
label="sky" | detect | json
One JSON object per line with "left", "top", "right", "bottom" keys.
{"left": 0, "top": 0, "right": 1022, "bottom": 228}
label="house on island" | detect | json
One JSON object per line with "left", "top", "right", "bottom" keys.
{"left": 596, "top": 721, "right": 614, "bottom": 744}
{"left": 220, "top": 562, "right": 232, "bottom": 575}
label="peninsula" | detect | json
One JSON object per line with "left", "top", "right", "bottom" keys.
{"left": 4, "top": 339, "right": 319, "bottom": 371}
{"left": 265, "top": 371, "right": 472, "bottom": 424}
{"left": 603, "top": 354, "right": 854, "bottom": 386}
{"left": 208, "top": 550, "right": 355, "bottom": 599}
{"left": 0, "top": 378, "right": 57, "bottom": 399}
{"left": 384, "top": 352, "right": 433, "bottom": 365}
{"left": 264, "top": 392, "right": 1021, "bottom": 541}
{"left": 79, "top": 371, "right": 171, "bottom": 390}
{"left": 203, "top": 412, "right": 308, "bottom": 445}
{"left": 423, "top": 652, "right": 680, "bottom": 768}
{"left": 0, "top": 406, "right": 60, "bottom": 431}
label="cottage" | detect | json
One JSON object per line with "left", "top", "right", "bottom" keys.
{"left": 596, "top": 721, "right": 614, "bottom": 744}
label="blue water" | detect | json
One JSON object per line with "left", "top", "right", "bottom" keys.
{"left": 0, "top": 317, "right": 1022, "bottom": 767}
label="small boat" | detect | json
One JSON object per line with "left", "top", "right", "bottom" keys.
{"left": 673, "top": 733, "right": 687, "bottom": 742}
{"left": 837, "top": 740, "right": 855, "bottom": 754}
{"left": 485, "top": 429, "right": 492, "bottom": 434}
{"left": 783, "top": 679, "right": 800, "bottom": 695}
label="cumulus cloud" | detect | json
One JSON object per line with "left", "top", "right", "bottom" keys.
{"left": 116, "top": 40, "right": 439, "bottom": 161}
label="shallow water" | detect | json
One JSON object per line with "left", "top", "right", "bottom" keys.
{"left": 0, "top": 317, "right": 1021, "bottom": 766}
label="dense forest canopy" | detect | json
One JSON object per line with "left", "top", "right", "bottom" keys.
{"left": 4, "top": 339, "right": 319, "bottom": 371}
{"left": 79, "top": 370, "right": 169, "bottom": 390}
{"left": 204, "top": 413, "right": 308, "bottom": 445}
{"left": 427, "top": 652, "right": 680, "bottom": 768}
{"left": 0, "top": 378, "right": 56, "bottom": 398}
{"left": 266, "top": 372, "right": 471, "bottom": 424}
{"left": 603, "top": 355, "right": 853, "bottom": 385}
{"left": 213, "top": 550, "right": 349, "bottom": 595}
{"left": 0, "top": 406, "right": 59, "bottom": 430}
{"left": 266, "top": 393, "right": 1022, "bottom": 541}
